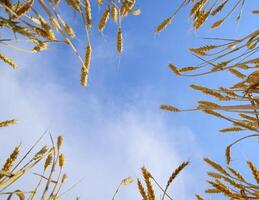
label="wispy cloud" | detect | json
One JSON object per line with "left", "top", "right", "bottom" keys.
{"left": 0, "top": 57, "right": 203, "bottom": 199}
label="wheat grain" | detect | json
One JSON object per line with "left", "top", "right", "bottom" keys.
{"left": 33, "top": 146, "right": 48, "bottom": 160}
{"left": 211, "top": 0, "right": 227, "bottom": 16}
{"left": 44, "top": 152, "right": 53, "bottom": 170}
{"left": 227, "top": 167, "right": 245, "bottom": 182}
{"left": 57, "top": 136, "right": 63, "bottom": 151}
{"left": 59, "top": 154, "right": 65, "bottom": 168}
{"left": 162, "top": 161, "right": 189, "bottom": 200}
{"left": 14, "top": 0, "right": 34, "bottom": 19}
{"left": 137, "top": 179, "right": 148, "bottom": 200}
{"left": 81, "top": 42, "right": 92, "bottom": 87}
{"left": 211, "top": 19, "right": 224, "bottom": 29}
{"left": 0, "top": 54, "right": 17, "bottom": 69}
{"left": 225, "top": 146, "right": 231, "bottom": 164}
{"left": 117, "top": 26, "right": 123, "bottom": 54}
{"left": 85, "top": 0, "right": 92, "bottom": 28}
{"left": 141, "top": 167, "right": 155, "bottom": 200}
{"left": 0, "top": 119, "right": 17, "bottom": 127}
{"left": 195, "top": 194, "right": 204, "bottom": 200}
{"left": 111, "top": 6, "right": 117, "bottom": 22}
{"left": 98, "top": 8, "right": 110, "bottom": 32}
{"left": 204, "top": 158, "right": 230, "bottom": 176}
{"left": 155, "top": 16, "right": 173, "bottom": 33}
{"left": 220, "top": 127, "right": 243, "bottom": 133}
{"left": 160, "top": 105, "right": 180, "bottom": 112}
{"left": 247, "top": 161, "right": 259, "bottom": 184}
{"left": 168, "top": 64, "right": 180, "bottom": 75}
{"left": 1, "top": 145, "right": 20, "bottom": 173}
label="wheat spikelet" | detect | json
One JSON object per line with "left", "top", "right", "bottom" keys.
{"left": 120, "top": 0, "right": 135, "bottom": 16}
{"left": 225, "top": 146, "right": 231, "bottom": 164}
{"left": 190, "top": 0, "right": 206, "bottom": 16}
{"left": 246, "top": 70, "right": 259, "bottom": 84}
{"left": 38, "top": 15, "right": 51, "bottom": 31}
{"left": 50, "top": 17, "right": 61, "bottom": 31}
{"left": 117, "top": 26, "right": 123, "bottom": 54}
{"left": 205, "top": 188, "right": 221, "bottom": 193}
{"left": 194, "top": 10, "right": 210, "bottom": 29}
{"left": 141, "top": 167, "right": 155, "bottom": 200}
{"left": 219, "top": 127, "right": 243, "bottom": 133}
{"left": 162, "top": 161, "right": 189, "bottom": 200}
{"left": 29, "top": 16, "right": 41, "bottom": 25}
{"left": 222, "top": 176, "right": 243, "bottom": 189}
{"left": 57, "top": 136, "right": 63, "bottom": 151}
{"left": 237, "top": 64, "right": 249, "bottom": 69}
{"left": 81, "top": 42, "right": 92, "bottom": 87}
{"left": 198, "top": 101, "right": 220, "bottom": 109}
{"left": 208, "top": 180, "right": 233, "bottom": 197}
{"left": 85, "top": 42, "right": 92, "bottom": 68}
{"left": 189, "top": 45, "right": 217, "bottom": 55}
{"left": 32, "top": 40, "right": 48, "bottom": 52}
{"left": 155, "top": 16, "right": 173, "bottom": 33}
{"left": 111, "top": 6, "right": 117, "bottom": 22}
{"left": 31, "top": 26, "right": 56, "bottom": 41}
{"left": 195, "top": 194, "right": 204, "bottom": 200}
{"left": 0, "top": 53, "right": 17, "bottom": 69}
{"left": 41, "top": 26, "right": 56, "bottom": 42}
{"left": 247, "top": 161, "right": 259, "bottom": 184}
{"left": 207, "top": 172, "right": 222, "bottom": 179}
{"left": 160, "top": 105, "right": 180, "bottom": 112}
{"left": 54, "top": 0, "right": 61, "bottom": 5}
{"left": 65, "top": 0, "right": 81, "bottom": 12}
{"left": 211, "top": 0, "right": 227, "bottom": 16}
{"left": 57, "top": 16, "right": 74, "bottom": 38}
{"left": 130, "top": 9, "right": 141, "bottom": 16}
{"left": 33, "top": 146, "right": 48, "bottom": 160}
{"left": 1, "top": 145, "right": 20, "bottom": 173}
{"left": 85, "top": 0, "right": 92, "bottom": 28}
{"left": 96, "top": 0, "right": 102, "bottom": 5}
{"left": 0, "top": 119, "right": 17, "bottom": 127}
{"left": 64, "top": 23, "right": 75, "bottom": 38}
{"left": 233, "top": 121, "right": 257, "bottom": 131}
{"left": 240, "top": 189, "right": 249, "bottom": 199}
{"left": 204, "top": 158, "right": 230, "bottom": 176}
{"left": 190, "top": 85, "right": 225, "bottom": 100}
{"left": 227, "top": 167, "right": 245, "bottom": 182}
{"left": 202, "top": 109, "right": 223, "bottom": 118}
{"left": 211, "top": 19, "right": 224, "bottom": 29}
{"left": 197, "top": 45, "right": 218, "bottom": 51}
{"left": 219, "top": 87, "right": 237, "bottom": 97}
{"left": 137, "top": 179, "right": 148, "bottom": 200}
{"left": 44, "top": 152, "right": 53, "bottom": 170}
{"left": 239, "top": 113, "right": 257, "bottom": 121}
{"left": 254, "top": 191, "right": 259, "bottom": 198}
{"left": 59, "top": 153, "right": 65, "bottom": 168}
{"left": 122, "top": 176, "right": 134, "bottom": 185}
{"left": 12, "top": 26, "right": 34, "bottom": 37}
{"left": 14, "top": 0, "right": 33, "bottom": 19}
{"left": 61, "top": 173, "right": 68, "bottom": 183}
{"left": 81, "top": 66, "right": 88, "bottom": 87}
{"left": 178, "top": 66, "right": 200, "bottom": 72}
{"left": 168, "top": 64, "right": 180, "bottom": 75}
{"left": 98, "top": 8, "right": 110, "bottom": 32}
{"left": 231, "top": 81, "right": 246, "bottom": 89}
{"left": 2, "top": 0, "right": 12, "bottom": 7}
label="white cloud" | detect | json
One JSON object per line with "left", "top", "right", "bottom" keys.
{"left": 0, "top": 41, "right": 203, "bottom": 200}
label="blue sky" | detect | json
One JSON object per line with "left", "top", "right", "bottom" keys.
{"left": 0, "top": 0, "right": 258, "bottom": 199}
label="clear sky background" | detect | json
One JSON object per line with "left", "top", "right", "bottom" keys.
{"left": 0, "top": 0, "right": 258, "bottom": 199}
